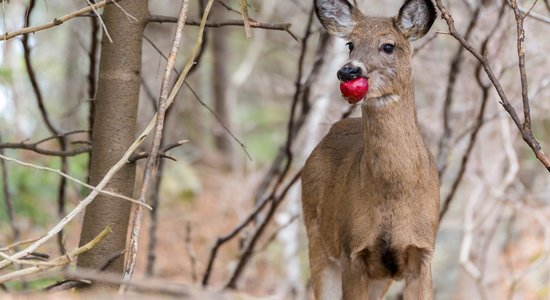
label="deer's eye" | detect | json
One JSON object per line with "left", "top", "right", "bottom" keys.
{"left": 346, "top": 42, "right": 354, "bottom": 52}
{"left": 382, "top": 43, "right": 395, "bottom": 54}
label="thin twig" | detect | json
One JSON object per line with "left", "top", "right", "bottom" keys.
{"left": 510, "top": 0, "right": 531, "bottom": 133}
{"left": 87, "top": 10, "right": 100, "bottom": 183}
{"left": 0, "top": 153, "right": 151, "bottom": 209}
{"left": 1, "top": 0, "right": 122, "bottom": 41}
{"left": 142, "top": 35, "right": 252, "bottom": 161}
{"left": 412, "top": 32, "right": 437, "bottom": 57}
{"left": 120, "top": 0, "right": 196, "bottom": 291}
{"left": 253, "top": 31, "right": 330, "bottom": 204}
{"left": 437, "top": 3, "right": 481, "bottom": 176}
{"left": 44, "top": 249, "right": 125, "bottom": 291}
{"left": 145, "top": 158, "right": 163, "bottom": 277}
{"left": 217, "top": 0, "right": 244, "bottom": 16}
{"left": 0, "top": 251, "right": 64, "bottom": 267}
{"left": 128, "top": 140, "right": 189, "bottom": 163}
{"left": 254, "top": 214, "right": 298, "bottom": 255}
{"left": 0, "top": 137, "right": 19, "bottom": 247}
{"left": 0, "top": 237, "right": 42, "bottom": 252}
{"left": 239, "top": 0, "right": 252, "bottom": 38}
{"left": 184, "top": 82, "right": 252, "bottom": 161}
{"left": 0, "top": 142, "right": 89, "bottom": 157}
{"left": 184, "top": 222, "right": 198, "bottom": 283}
{"left": 85, "top": 0, "right": 113, "bottom": 43}
{"left": 224, "top": 171, "right": 302, "bottom": 288}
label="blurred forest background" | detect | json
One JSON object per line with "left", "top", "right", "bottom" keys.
{"left": 0, "top": 0, "right": 549, "bottom": 299}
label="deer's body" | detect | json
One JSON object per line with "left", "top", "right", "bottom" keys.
{"left": 302, "top": 1, "right": 440, "bottom": 299}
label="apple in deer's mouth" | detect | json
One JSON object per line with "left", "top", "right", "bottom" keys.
{"left": 339, "top": 77, "right": 369, "bottom": 104}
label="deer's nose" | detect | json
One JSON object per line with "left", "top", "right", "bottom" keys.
{"left": 337, "top": 65, "right": 362, "bottom": 81}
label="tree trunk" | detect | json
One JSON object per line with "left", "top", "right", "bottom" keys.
{"left": 210, "top": 5, "right": 234, "bottom": 169}
{"left": 77, "top": 0, "right": 149, "bottom": 275}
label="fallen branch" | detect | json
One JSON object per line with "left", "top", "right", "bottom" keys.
{"left": 43, "top": 249, "right": 125, "bottom": 291}
{"left": 61, "top": 268, "right": 229, "bottom": 298}
{"left": 0, "top": 226, "right": 111, "bottom": 283}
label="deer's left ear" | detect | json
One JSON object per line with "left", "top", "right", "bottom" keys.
{"left": 395, "top": 0, "right": 437, "bottom": 41}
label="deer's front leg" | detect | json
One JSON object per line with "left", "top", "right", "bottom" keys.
{"left": 341, "top": 253, "right": 369, "bottom": 300}
{"left": 403, "top": 248, "right": 434, "bottom": 300}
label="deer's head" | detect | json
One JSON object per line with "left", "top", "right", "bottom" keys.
{"left": 315, "top": 0, "right": 436, "bottom": 101}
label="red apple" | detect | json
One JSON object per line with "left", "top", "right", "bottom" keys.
{"left": 339, "top": 77, "right": 369, "bottom": 103}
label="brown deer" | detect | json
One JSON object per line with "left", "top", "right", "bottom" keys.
{"left": 301, "top": 0, "right": 440, "bottom": 299}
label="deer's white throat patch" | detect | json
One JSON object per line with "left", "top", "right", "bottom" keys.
{"left": 364, "top": 94, "right": 400, "bottom": 109}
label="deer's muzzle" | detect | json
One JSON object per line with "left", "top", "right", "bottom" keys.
{"left": 337, "top": 64, "right": 363, "bottom": 82}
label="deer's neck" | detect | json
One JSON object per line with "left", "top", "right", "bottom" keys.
{"left": 360, "top": 88, "right": 428, "bottom": 180}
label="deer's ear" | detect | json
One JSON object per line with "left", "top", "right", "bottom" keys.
{"left": 396, "top": 0, "right": 437, "bottom": 41}
{"left": 314, "top": 0, "right": 363, "bottom": 39}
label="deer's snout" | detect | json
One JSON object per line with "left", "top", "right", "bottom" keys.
{"left": 337, "top": 64, "right": 362, "bottom": 82}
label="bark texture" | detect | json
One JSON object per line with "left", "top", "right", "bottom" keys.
{"left": 77, "top": 0, "right": 149, "bottom": 274}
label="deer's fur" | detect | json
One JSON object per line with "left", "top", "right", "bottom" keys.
{"left": 301, "top": 0, "right": 439, "bottom": 299}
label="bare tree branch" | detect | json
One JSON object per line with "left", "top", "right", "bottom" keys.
{"left": 0, "top": 118, "right": 151, "bottom": 271}
{"left": 128, "top": 140, "right": 189, "bottom": 163}
{"left": 239, "top": 0, "right": 252, "bottom": 38}
{"left": 0, "top": 142, "right": 89, "bottom": 157}
{"left": 86, "top": 10, "right": 100, "bottom": 183}
{"left": 0, "top": 136, "right": 19, "bottom": 247}
{"left": 22, "top": 0, "right": 69, "bottom": 255}
{"left": 0, "top": 153, "right": 151, "bottom": 209}
{"left": 184, "top": 222, "right": 198, "bottom": 283}
{"left": 1, "top": 0, "right": 122, "bottom": 41}
{"left": 147, "top": 16, "right": 298, "bottom": 42}
{"left": 437, "top": 3, "right": 481, "bottom": 176}
{"left": 120, "top": 0, "right": 202, "bottom": 291}
{"left": 142, "top": 34, "right": 252, "bottom": 161}
{"left": 439, "top": 1, "right": 507, "bottom": 219}
{"left": 44, "top": 249, "right": 125, "bottom": 291}
{"left": 202, "top": 6, "right": 322, "bottom": 287}
{"left": 224, "top": 171, "right": 301, "bottom": 289}
{"left": 433, "top": 0, "right": 550, "bottom": 173}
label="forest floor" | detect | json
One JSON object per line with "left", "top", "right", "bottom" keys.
{"left": 2, "top": 162, "right": 306, "bottom": 299}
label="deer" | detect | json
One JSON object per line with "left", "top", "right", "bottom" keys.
{"left": 301, "top": 0, "right": 440, "bottom": 299}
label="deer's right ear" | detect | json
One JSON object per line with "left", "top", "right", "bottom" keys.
{"left": 396, "top": 0, "right": 437, "bottom": 40}
{"left": 314, "top": 0, "right": 363, "bottom": 39}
